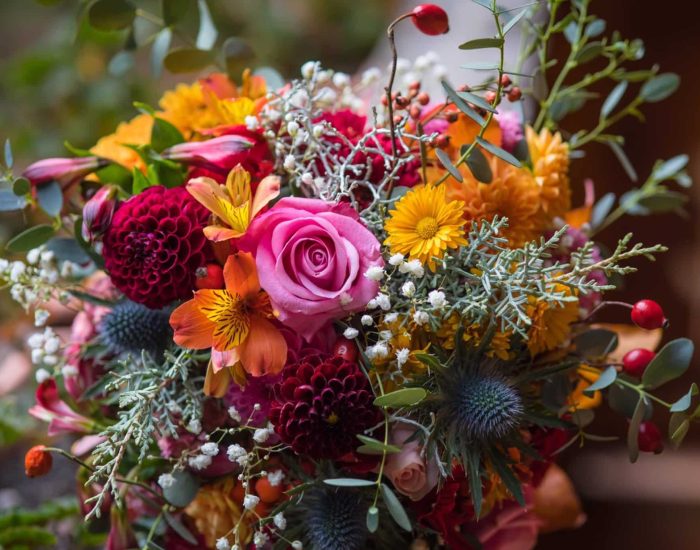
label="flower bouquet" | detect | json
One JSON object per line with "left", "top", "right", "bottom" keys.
{"left": 2, "top": 1, "right": 696, "bottom": 549}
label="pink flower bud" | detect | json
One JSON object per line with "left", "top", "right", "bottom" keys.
{"left": 22, "top": 156, "right": 107, "bottom": 190}
{"left": 162, "top": 135, "right": 254, "bottom": 171}
{"left": 82, "top": 185, "right": 118, "bottom": 243}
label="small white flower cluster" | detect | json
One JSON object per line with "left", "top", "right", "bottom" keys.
{"left": 392, "top": 51, "right": 447, "bottom": 89}
{"left": 253, "top": 422, "right": 275, "bottom": 444}
{"left": 187, "top": 453, "right": 212, "bottom": 471}
{"left": 227, "top": 443, "right": 250, "bottom": 467}
{"left": 0, "top": 247, "right": 63, "bottom": 313}
{"left": 157, "top": 472, "right": 176, "bottom": 489}
{"left": 27, "top": 327, "right": 62, "bottom": 368}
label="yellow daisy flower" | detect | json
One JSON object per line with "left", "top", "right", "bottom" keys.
{"left": 384, "top": 184, "right": 468, "bottom": 271}
{"left": 526, "top": 126, "right": 571, "bottom": 220}
{"left": 526, "top": 285, "right": 579, "bottom": 355}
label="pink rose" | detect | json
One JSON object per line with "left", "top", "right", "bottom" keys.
{"left": 476, "top": 485, "right": 540, "bottom": 550}
{"left": 240, "top": 198, "right": 383, "bottom": 340}
{"left": 383, "top": 426, "right": 439, "bottom": 501}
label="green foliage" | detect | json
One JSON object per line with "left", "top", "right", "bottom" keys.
{"left": 0, "top": 498, "right": 78, "bottom": 550}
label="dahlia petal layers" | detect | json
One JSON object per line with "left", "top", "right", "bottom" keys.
{"left": 4, "top": 2, "right": 696, "bottom": 550}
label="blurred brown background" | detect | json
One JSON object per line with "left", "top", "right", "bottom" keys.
{"left": 0, "top": 0, "right": 699, "bottom": 548}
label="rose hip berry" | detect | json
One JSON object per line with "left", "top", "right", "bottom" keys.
{"left": 195, "top": 263, "right": 225, "bottom": 290}
{"left": 332, "top": 337, "right": 359, "bottom": 363}
{"left": 638, "top": 421, "right": 664, "bottom": 454}
{"left": 631, "top": 299, "right": 667, "bottom": 330}
{"left": 622, "top": 348, "right": 656, "bottom": 377}
{"left": 411, "top": 4, "right": 450, "bottom": 35}
{"left": 25, "top": 445, "right": 53, "bottom": 478}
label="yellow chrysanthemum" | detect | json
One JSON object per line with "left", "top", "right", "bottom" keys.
{"left": 526, "top": 286, "right": 579, "bottom": 356}
{"left": 436, "top": 314, "right": 512, "bottom": 360}
{"left": 384, "top": 184, "right": 468, "bottom": 271}
{"left": 526, "top": 126, "right": 571, "bottom": 219}
{"left": 446, "top": 156, "right": 547, "bottom": 248}
{"left": 185, "top": 478, "right": 251, "bottom": 547}
{"left": 90, "top": 113, "right": 152, "bottom": 171}
{"left": 159, "top": 72, "right": 263, "bottom": 138}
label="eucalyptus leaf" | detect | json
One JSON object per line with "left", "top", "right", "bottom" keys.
{"left": 4, "top": 139, "right": 12, "bottom": 169}
{"left": 585, "top": 19, "right": 606, "bottom": 37}
{"left": 575, "top": 42, "right": 603, "bottom": 63}
{"left": 608, "top": 141, "right": 639, "bottom": 182}
{"left": 570, "top": 408, "right": 595, "bottom": 428}
{"left": 637, "top": 190, "right": 687, "bottom": 213}
{"left": 601, "top": 81, "right": 628, "bottom": 119}
{"left": 46, "top": 238, "right": 91, "bottom": 265}
{"left": 6, "top": 225, "right": 55, "bottom": 253}
{"left": 195, "top": 0, "right": 217, "bottom": 50}
{"left": 608, "top": 382, "right": 652, "bottom": 419}
{"left": 476, "top": 137, "right": 521, "bottom": 167}
{"left": 356, "top": 434, "right": 401, "bottom": 455}
{"left": 503, "top": 7, "right": 528, "bottom": 34}
{"left": 36, "top": 181, "right": 63, "bottom": 218}
{"left": 642, "top": 338, "right": 694, "bottom": 389}
{"left": 162, "top": 471, "right": 199, "bottom": 508}
{"left": 163, "top": 48, "right": 214, "bottom": 74}
{"left": 151, "top": 27, "right": 172, "bottom": 77}
{"left": 583, "top": 366, "right": 617, "bottom": 394}
{"left": 12, "top": 177, "right": 30, "bottom": 196}
{"left": 441, "top": 81, "right": 485, "bottom": 126}
{"left": 640, "top": 73, "right": 680, "bottom": 102}
{"left": 373, "top": 388, "right": 427, "bottom": 408}
{"left": 456, "top": 90, "right": 497, "bottom": 113}
{"left": 668, "top": 412, "right": 690, "bottom": 448}
{"left": 653, "top": 155, "right": 689, "bottom": 181}
{"left": 459, "top": 37, "right": 503, "bottom": 50}
{"left": 163, "top": 511, "right": 197, "bottom": 545}
{"left": 465, "top": 145, "right": 493, "bottom": 183}
{"left": 669, "top": 383, "right": 698, "bottom": 413}
{"left": 627, "top": 396, "right": 649, "bottom": 463}
{"left": 324, "top": 478, "right": 375, "bottom": 487}
{"left": 380, "top": 484, "right": 412, "bottom": 531}
{"left": 223, "top": 37, "right": 255, "bottom": 76}
{"left": 590, "top": 192, "right": 616, "bottom": 228}
{"left": 88, "top": 0, "right": 135, "bottom": 31}
{"left": 574, "top": 329, "right": 618, "bottom": 359}
{"left": 436, "top": 148, "right": 463, "bottom": 183}
{"left": 0, "top": 189, "right": 26, "bottom": 211}
{"left": 151, "top": 117, "right": 185, "bottom": 152}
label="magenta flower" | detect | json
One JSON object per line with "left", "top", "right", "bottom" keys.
{"left": 22, "top": 156, "right": 107, "bottom": 190}
{"left": 82, "top": 185, "right": 118, "bottom": 243}
{"left": 497, "top": 111, "right": 524, "bottom": 154}
{"left": 28, "top": 379, "right": 92, "bottom": 436}
{"left": 239, "top": 198, "right": 383, "bottom": 340}
{"left": 163, "top": 135, "right": 254, "bottom": 170}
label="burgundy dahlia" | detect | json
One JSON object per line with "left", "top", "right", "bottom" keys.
{"left": 269, "top": 354, "right": 381, "bottom": 460}
{"left": 103, "top": 186, "right": 211, "bottom": 309}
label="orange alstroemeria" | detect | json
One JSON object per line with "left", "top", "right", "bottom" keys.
{"left": 187, "top": 165, "right": 280, "bottom": 242}
{"left": 170, "top": 252, "right": 287, "bottom": 384}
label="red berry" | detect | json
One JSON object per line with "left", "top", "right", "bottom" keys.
{"left": 411, "top": 4, "right": 450, "bottom": 36}
{"left": 500, "top": 74, "right": 512, "bottom": 87}
{"left": 195, "top": 264, "right": 225, "bottom": 290}
{"left": 507, "top": 87, "right": 522, "bottom": 102}
{"left": 332, "top": 337, "right": 358, "bottom": 363}
{"left": 485, "top": 90, "right": 498, "bottom": 105}
{"left": 638, "top": 421, "right": 664, "bottom": 454}
{"left": 416, "top": 92, "right": 430, "bottom": 105}
{"left": 631, "top": 299, "right": 667, "bottom": 330}
{"left": 622, "top": 348, "right": 656, "bottom": 377}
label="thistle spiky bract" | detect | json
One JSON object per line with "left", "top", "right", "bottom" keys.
{"left": 98, "top": 300, "right": 172, "bottom": 356}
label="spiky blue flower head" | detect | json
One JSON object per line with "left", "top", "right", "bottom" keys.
{"left": 435, "top": 364, "right": 523, "bottom": 443}
{"left": 304, "top": 488, "right": 368, "bottom": 550}
{"left": 99, "top": 300, "right": 172, "bottom": 356}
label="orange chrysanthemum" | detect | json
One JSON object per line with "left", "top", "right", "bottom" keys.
{"left": 384, "top": 184, "right": 468, "bottom": 271}
{"left": 445, "top": 156, "right": 546, "bottom": 247}
{"left": 90, "top": 113, "right": 152, "bottom": 172}
{"left": 185, "top": 478, "right": 251, "bottom": 547}
{"left": 526, "top": 286, "right": 579, "bottom": 356}
{"left": 169, "top": 252, "right": 287, "bottom": 380}
{"left": 526, "top": 126, "right": 571, "bottom": 220}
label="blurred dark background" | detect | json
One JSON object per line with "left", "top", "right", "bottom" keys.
{"left": 0, "top": 0, "right": 699, "bottom": 548}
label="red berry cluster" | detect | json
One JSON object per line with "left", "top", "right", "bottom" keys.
{"left": 411, "top": 4, "right": 450, "bottom": 36}
{"left": 382, "top": 83, "right": 451, "bottom": 148}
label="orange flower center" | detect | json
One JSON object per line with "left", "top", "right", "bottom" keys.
{"left": 416, "top": 216, "right": 439, "bottom": 239}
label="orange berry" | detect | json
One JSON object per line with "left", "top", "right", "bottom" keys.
{"left": 255, "top": 476, "right": 283, "bottom": 504}
{"left": 25, "top": 445, "right": 52, "bottom": 478}
{"left": 195, "top": 264, "right": 224, "bottom": 290}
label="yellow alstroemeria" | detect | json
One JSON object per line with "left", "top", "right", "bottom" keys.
{"left": 187, "top": 165, "right": 280, "bottom": 242}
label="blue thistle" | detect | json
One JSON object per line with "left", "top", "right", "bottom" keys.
{"left": 304, "top": 488, "right": 367, "bottom": 550}
{"left": 434, "top": 365, "right": 523, "bottom": 444}
{"left": 99, "top": 300, "right": 172, "bottom": 356}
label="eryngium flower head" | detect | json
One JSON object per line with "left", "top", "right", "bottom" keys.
{"left": 304, "top": 488, "right": 367, "bottom": 550}
{"left": 99, "top": 300, "right": 172, "bottom": 355}
{"left": 435, "top": 366, "right": 523, "bottom": 443}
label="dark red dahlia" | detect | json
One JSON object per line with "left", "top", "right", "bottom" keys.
{"left": 103, "top": 186, "right": 211, "bottom": 309}
{"left": 269, "top": 353, "right": 381, "bottom": 460}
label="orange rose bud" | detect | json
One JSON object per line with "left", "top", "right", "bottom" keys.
{"left": 255, "top": 476, "right": 284, "bottom": 504}
{"left": 25, "top": 445, "right": 52, "bottom": 478}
